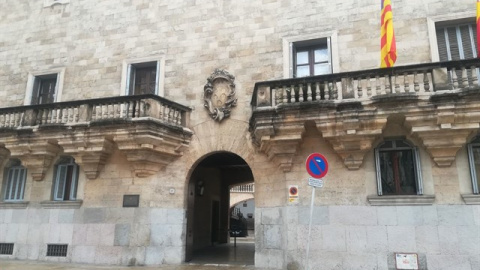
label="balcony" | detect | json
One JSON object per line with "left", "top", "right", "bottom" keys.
{"left": 250, "top": 59, "right": 480, "bottom": 171}
{"left": 0, "top": 94, "right": 193, "bottom": 180}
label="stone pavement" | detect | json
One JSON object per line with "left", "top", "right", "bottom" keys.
{"left": 0, "top": 260, "right": 263, "bottom": 270}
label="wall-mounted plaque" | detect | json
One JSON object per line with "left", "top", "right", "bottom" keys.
{"left": 123, "top": 195, "right": 140, "bottom": 207}
{"left": 395, "top": 253, "right": 419, "bottom": 270}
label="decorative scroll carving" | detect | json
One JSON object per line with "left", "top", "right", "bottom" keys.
{"left": 317, "top": 116, "right": 387, "bottom": 170}
{"left": 204, "top": 69, "right": 237, "bottom": 122}
{"left": 58, "top": 137, "right": 114, "bottom": 180}
{"left": 6, "top": 140, "right": 61, "bottom": 181}
{"left": 259, "top": 124, "right": 306, "bottom": 172}
{"left": 114, "top": 125, "right": 191, "bottom": 177}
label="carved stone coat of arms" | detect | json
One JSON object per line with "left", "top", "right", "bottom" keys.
{"left": 203, "top": 69, "right": 237, "bottom": 122}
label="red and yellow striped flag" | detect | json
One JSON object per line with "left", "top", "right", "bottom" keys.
{"left": 381, "top": 0, "right": 397, "bottom": 67}
{"left": 477, "top": 0, "right": 480, "bottom": 57}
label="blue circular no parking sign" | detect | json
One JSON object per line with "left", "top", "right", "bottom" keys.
{"left": 305, "top": 153, "right": 329, "bottom": 179}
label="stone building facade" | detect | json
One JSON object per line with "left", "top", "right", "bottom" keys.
{"left": 0, "top": 0, "right": 479, "bottom": 269}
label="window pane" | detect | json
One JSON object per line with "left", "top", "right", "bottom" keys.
{"left": 296, "top": 66, "right": 310, "bottom": 78}
{"left": 379, "top": 150, "right": 417, "bottom": 195}
{"left": 473, "top": 146, "right": 480, "bottom": 192}
{"left": 296, "top": 51, "right": 309, "bottom": 65}
{"left": 54, "top": 165, "right": 68, "bottom": 201}
{"left": 314, "top": 48, "right": 329, "bottom": 62}
{"left": 314, "top": 64, "right": 330, "bottom": 75}
{"left": 134, "top": 66, "right": 157, "bottom": 95}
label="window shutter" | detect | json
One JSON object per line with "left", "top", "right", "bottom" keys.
{"left": 446, "top": 27, "right": 461, "bottom": 60}
{"left": 436, "top": 28, "right": 449, "bottom": 61}
{"left": 127, "top": 65, "right": 135, "bottom": 95}
{"left": 413, "top": 147, "right": 423, "bottom": 195}
{"left": 4, "top": 169, "right": 15, "bottom": 200}
{"left": 54, "top": 165, "right": 68, "bottom": 201}
{"left": 4, "top": 167, "right": 26, "bottom": 201}
{"left": 69, "top": 164, "right": 79, "bottom": 200}
{"left": 31, "top": 78, "right": 41, "bottom": 105}
{"left": 155, "top": 61, "right": 160, "bottom": 95}
{"left": 460, "top": 25, "right": 474, "bottom": 59}
{"left": 16, "top": 168, "right": 26, "bottom": 200}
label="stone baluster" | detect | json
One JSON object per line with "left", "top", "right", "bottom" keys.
{"left": 127, "top": 101, "right": 134, "bottom": 118}
{"left": 404, "top": 73, "right": 411, "bottom": 92}
{"left": 74, "top": 107, "right": 79, "bottom": 123}
{"left": 380, "top": 76, "right": 390, "bottom": 95}
{"left": 334, "top": 80, "right": 341, "bottom": 100}
{"left": 375, "top": 75, "right": 382, "bottom": 95}
{"left": 298, "top": 84, "right": 304, "bottom": 102}
{"left": 395, "top": 74, "right": 402, "bottom": 93}
{"left": 315, "top": 82, "right": 321, "bottom": 101}
{"left": 289, "top": 84, "right": 295, "bottom": 103}
{"left": 324, "top": 81, "right": 329, "bottom": 100}
{"left": 461, "top": 67, "right": 468, "bottom": 88}
{"left": 384, "top": 75, "right": 391, "bottom": 94}
{"left": 423, "top": 71, "right": 430, "bottom": 92}
{"left": 46, "top": 109, "right": 52, "bottom": 124}
{"left": 282, "top": 86, "right": 288, "bottom": 104}
{"left": 366, "top": 76, "right": 372, "bottom": 97}
{"left": 451, "top": 68, "right": 458, "bottom": 88}
{"left": 471, "top": 66, "right": 479, "bottom": 87}
{"left": 307, "top": 83, "right": 312, "bottom": 101}
{"left": 413, "top": 72, "right": 420, "bottom": 92}
{"left": 357, "top": 78, "right": 363, "bottom": 99}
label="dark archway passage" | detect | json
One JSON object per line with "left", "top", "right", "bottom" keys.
{"left": 185, "top": 151, "right": 254, "bottom": 265}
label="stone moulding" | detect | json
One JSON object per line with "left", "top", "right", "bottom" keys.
{"left": 58, "top": 137, "right": 115, "bottom": 180}
{"left": 114, "top": 125, "right": 192, "bottom": 178}
{"left": 5, "top": 139, "right": 62, "bottom": 181}
{"left": 204, "top": 69, "right": 237, "bottom": 122}
{"left": 367, "top": 195, "right": 436, "bottom": 206}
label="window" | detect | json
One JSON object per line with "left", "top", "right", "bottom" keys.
{"left": 293, "top": 38, "right": 332, "bottom": 78}
{"left": 375, "top": 139, "right": 423, "bottom": 195}
{"left": 31, "top": 74, "right": 58, "bottom": 105}
{"left": 127, "top": 61, "right": 159, "bottom": 95}
{"left": 2, "top": 160, "right": 27, "bottom": 202}
{"left": 436, "top": 21, "right": 477, "bottom": 61}
{"left": 468, "top": 136, "right": 480, "bottom": 194}
{"left": 52, "top": 157, "right": 79, "bottom": 201}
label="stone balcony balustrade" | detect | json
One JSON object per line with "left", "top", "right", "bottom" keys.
{"left": 250, "top": 59, "right": 480, "bottom": 171}
{"left": 0, "top": 94, "right": 193, "bottom": 179}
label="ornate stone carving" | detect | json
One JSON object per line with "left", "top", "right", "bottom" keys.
{"left": 114, "top": 125, "right": 191, "bottom": 177}
{"left": 259, "top": 124, "right": 305, "bottom": 172}
{"left": 317, "top": 116, "right": 387, "bottom": 170}
{"left": 58, "top": 136, "right": 114, "bottom": 180}
{"left": 6, "top": 139, "right": 62, "bottom": 181}
{"left": 204, "top": 69, "right": 237, "bottom": 122}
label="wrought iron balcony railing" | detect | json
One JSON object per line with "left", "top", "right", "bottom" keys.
{"left": 0, "top": 94, "right": 191, "bottom": 129}
{"left": 251, "top": 59, "right": 480, "bottom": 108}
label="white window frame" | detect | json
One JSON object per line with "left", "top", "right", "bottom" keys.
{"left": 120, "top": 55, "right": 166, "bottom": 97}
{"left": 53, "top": 157, "right": 79, "bottom": 201}
{"left": 374, "top": 139, "right": 423, "bottom": 196}
{"left": 3, "top": 164, "right": 27, "bottom": 202}
{"left": 24, "top": 68, "right": 65, "bottom": 105}
{"left": 282, "top": 31, "right": 339, "bottom": 78}
{"left": 427, "top": 12, "right": 475, "bottom": 62}
{"left": 467, "top": 137, "right": 480, "bottom": 194}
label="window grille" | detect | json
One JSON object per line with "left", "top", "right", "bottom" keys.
{"left": 0, "top": 243, "right": 14, "bottom": 255}
{"left": 46, "top": 244, "right": 68, "bottom": 257}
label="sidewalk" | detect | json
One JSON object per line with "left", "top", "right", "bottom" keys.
{"left": 0, "top": 260, "right": 261, "bottom": 270}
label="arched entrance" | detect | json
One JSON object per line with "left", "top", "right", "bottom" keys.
{"left": 185, "top": 151, "right": 254, "bottom": 265}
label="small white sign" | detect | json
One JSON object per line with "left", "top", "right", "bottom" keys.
{"left": 395, "top": 253, "right": 419, "bottom": 270}
{"left": 308, "top": 178, "right": 324, "bottom": 188}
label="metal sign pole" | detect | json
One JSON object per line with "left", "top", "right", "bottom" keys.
{"left": 305, "top": 186, "right": 316, "bottom": 270}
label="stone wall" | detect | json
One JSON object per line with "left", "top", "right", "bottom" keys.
{"left": 0, "top": 1, "right": 479, "bottom": 269}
